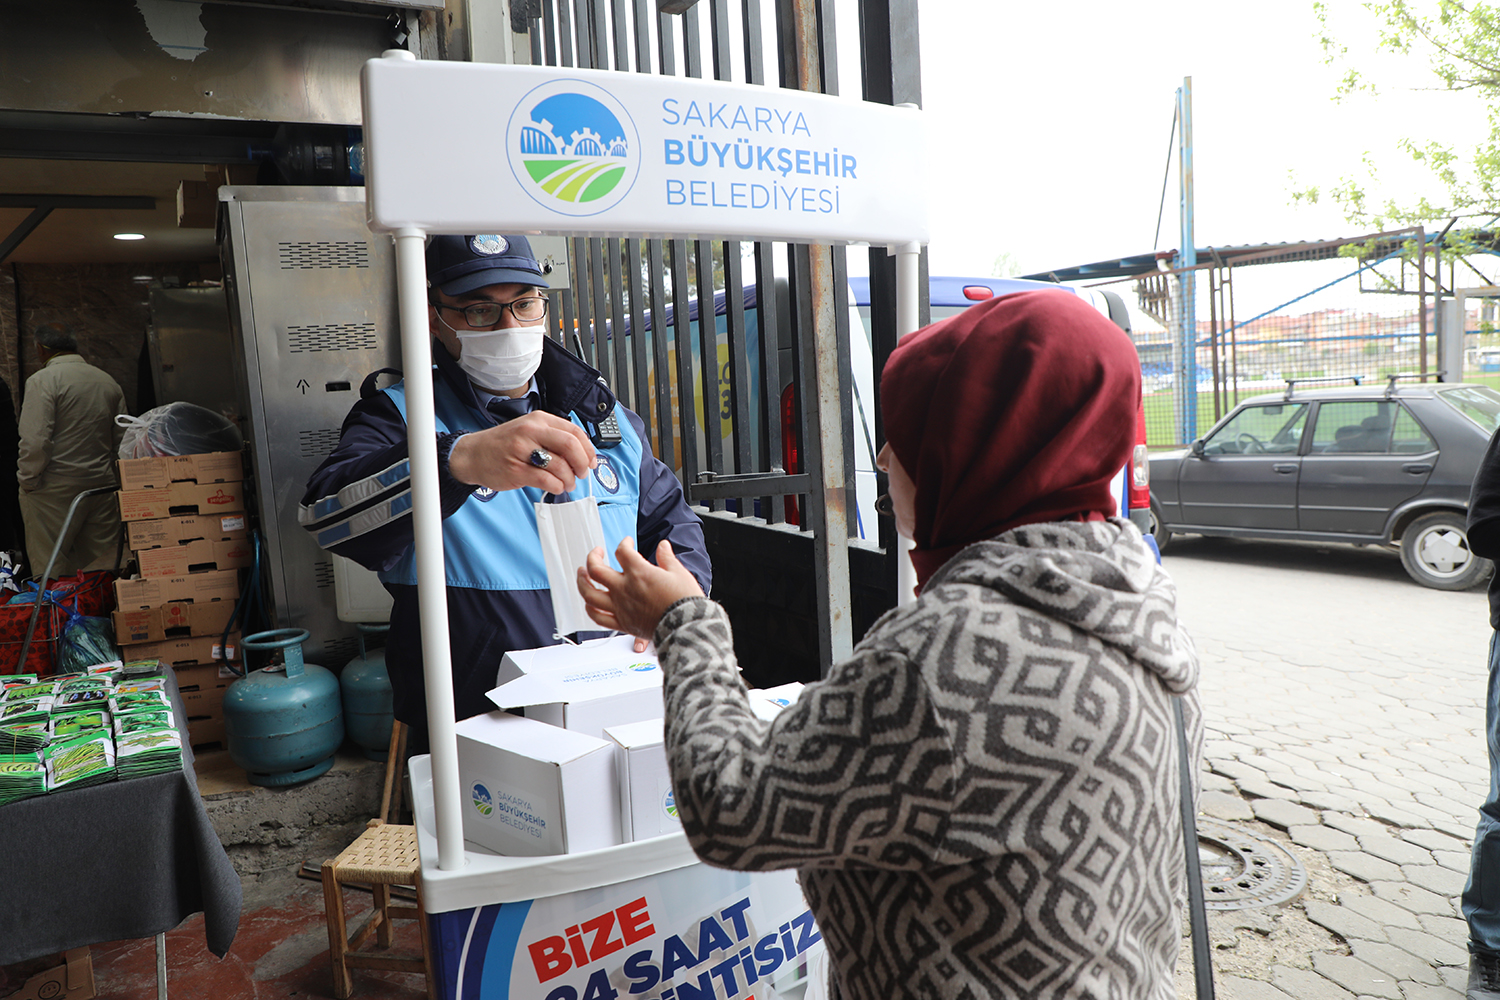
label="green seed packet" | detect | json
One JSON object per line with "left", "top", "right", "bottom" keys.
{"left": 115, "top": 710, "right": 172, "bottom": 737}
{"left": 120, "top": 659, "right": 161, "bottom": 679}
{"left": 117, "top": 726, "right": 183, "bottom": 779}
{"left": 51, "top": 711, "right": 109, "bottom": 739}
{"left": 44, "top": 732, "right": 115, "bottom": 791}
{"left": 87, "top": 660, "right": 125, "bottom": 676}
{"left": 4, "top": 682, "right": 57, "bottom": 702}
{"left": 109, "top": 690, "right": 171, "bottom": 716}
{"left": 0, "top": 698, "right": 52, "bottom": 724}
{"left": 0, "top": 752, "right": 47, "bottom": 805}
{"left": 53, "top": 688, "right": 111, "bottom": 713}
{"left": 58, "top": 675, "right": 109, "bottom": 690}
{"left": 114, "top": 677, "right": 166, "bottom": 696}
{"left": 0, "top": 722, "right": 49, "bottom": 755}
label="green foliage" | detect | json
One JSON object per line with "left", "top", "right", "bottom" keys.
{"left": 1308, "top": 0, "right": 1500, "bottom": 232}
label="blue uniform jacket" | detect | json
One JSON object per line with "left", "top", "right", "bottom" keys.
{"left": 299, "top": 339, "right": 711, "bottom": 734}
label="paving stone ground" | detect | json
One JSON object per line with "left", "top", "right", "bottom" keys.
{"left": 1160, "top": 535, "right": 1492, "bottom": 1000}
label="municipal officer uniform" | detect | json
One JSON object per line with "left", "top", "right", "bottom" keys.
{"left": 300, "top": 236, "right": 709, "bottom": 746}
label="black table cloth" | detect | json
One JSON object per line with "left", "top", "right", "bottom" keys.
{"left": 0, "top": 668, "right": 242, "bottom": 964}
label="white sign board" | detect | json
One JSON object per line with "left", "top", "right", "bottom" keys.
{"left": 361, "top": 55, "right": 928, "bottom": 245}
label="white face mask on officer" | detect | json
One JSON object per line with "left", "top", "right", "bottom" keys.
{"left": 440, "top": 312, "right": 546, "bottom": 391}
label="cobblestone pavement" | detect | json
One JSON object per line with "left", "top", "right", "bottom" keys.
{"left": 1161, "top": 534, "right": 1492, "bottom": 1000}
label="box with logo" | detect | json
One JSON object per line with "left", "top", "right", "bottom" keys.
{"left": 488, "top": 634, "right": 665, "bottom": 741}
{"left": 117, "top": 480, "right": 246, "bottom": 523}
{"left": 127, "top": 513, "right": 249, "bottom": 552}
{"left": 455, "top": 710, "right": 620, "bottom": 857}
{"left": 135, "top": 537, "right": 254, "bottom": 578}
{"left": 604, "top": 717, "right": 679, "bottom": 843}
{"left": 115, "top": 568, "right": 239, "bottom": 611}
{"left": 6, "top": 946, "right": 95, "bottom": 1000}
{"left": 748, "top": 682, "right": 806, "bottom": 720}
{"left": 117, "top": 450, "right": 244, "bottom": 492}
{"left": 113, "top": 600, "right": 237, "bottom": 644}
{"left": 125, "top": 633, "right": 240, "bottom": 670}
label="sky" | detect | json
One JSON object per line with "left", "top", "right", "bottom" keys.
{"left": 906, "top": 0, "right": 1495, "bottom": 286}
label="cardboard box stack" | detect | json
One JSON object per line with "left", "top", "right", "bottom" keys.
{"left": 114, "top": 451, "right": 249, "bottom": 749}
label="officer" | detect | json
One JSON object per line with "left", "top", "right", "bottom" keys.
{"left": 301, "top": 234, "right": 710, "bottom": 749}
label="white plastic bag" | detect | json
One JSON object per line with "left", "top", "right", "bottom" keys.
{"left": 535, "top": 476, "right": 606, "bottom": 638}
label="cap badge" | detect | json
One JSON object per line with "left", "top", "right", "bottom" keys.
{"left": 470, "top": 235, "right": 509, "bottom": 256}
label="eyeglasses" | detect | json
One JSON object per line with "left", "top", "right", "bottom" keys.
{"left": 434, "top": 295, "right": 549, "bottom": 328}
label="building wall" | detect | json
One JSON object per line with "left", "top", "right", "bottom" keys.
{"left": 0, "top": 262, "right": 215, "bottom": 417}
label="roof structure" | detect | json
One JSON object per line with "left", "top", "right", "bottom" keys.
{"left": 1019, "top": 229, "right": 1500, "bottom": 284}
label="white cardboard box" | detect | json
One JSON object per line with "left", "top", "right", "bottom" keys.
{"left": 489, "top": 634, "right": 666, "bottom": 740}
{"left": 748, "top": 682, "right": 806, "bottom": 721}
{"left": 455, "top": 711, "right": 621, "bottom": 857}
{"left": 605, "top": 718, "right": 680, "bottom": 842}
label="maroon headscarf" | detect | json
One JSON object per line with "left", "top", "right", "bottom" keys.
{"left": 881, "top": 289, "right": 1142, "bottom": 590}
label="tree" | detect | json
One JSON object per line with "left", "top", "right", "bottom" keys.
{"left": 1304, "top": 0, "right": 1500, "bottom": 231}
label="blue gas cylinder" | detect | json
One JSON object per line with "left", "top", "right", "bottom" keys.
{"left": 342, "top": 622, "right": 394, "bottom": 761}
{"left": 225, "top": 629, "right": 344, "bottom": 786}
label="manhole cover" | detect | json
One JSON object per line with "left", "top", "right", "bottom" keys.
{"left": 1196, "top": 817, "right": 1308, "bottom": 910}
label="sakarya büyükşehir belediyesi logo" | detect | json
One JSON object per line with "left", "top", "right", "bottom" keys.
{"left": 508, "top": 80, "right": 640, "bottom": 217}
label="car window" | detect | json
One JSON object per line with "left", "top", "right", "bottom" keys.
{"left": 1202, "top": 403, "right": 1308, "bottom": 455}
{"left": 1435, "top": 385, "right": 1500, "bottom": 436}
{"left": 1390, "top": 406, "right": 1437, "bottom": 454}
{"left": 1310, "top": 400, "right": 1401, "bottom": 453}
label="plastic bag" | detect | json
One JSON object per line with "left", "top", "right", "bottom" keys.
{"left": 535, "top": 478, "right": 606, "bottom": 638}
{"left": 57, "top": 610, "right": 118, "bottom": 675}
{"left": 117, "top": 402, "right": 242, "bottom": 460}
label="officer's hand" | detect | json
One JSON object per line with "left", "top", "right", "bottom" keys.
{"left": 576, "top": 538, "right": 703, "bottom": 641}
{"left": 447, "top": 411, "right": 596, "bottom": 495}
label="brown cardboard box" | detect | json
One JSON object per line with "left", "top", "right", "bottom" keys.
{"left": 187, "top": 712, "right": 226, "bottom": 748}
{"left": 118, "top": 480, "right": 246, "bottom": 522}
{"left": 113, "top": 601, "right": 236, "bottom": 644}
{"left": 117, "top": 451, "right": 244, "bottom": 492}
{"left": 178, "top": 678, "right": 229, "bottom": 717}
{"left": 174, "top": 662, "right": 239, "bottom": 691}
{"left": 177, "top": 179, "right": 215, "bottom": 228}
{"left": 125, "top": 633, "right": 241, "bottom": 669}
{"left": 135, "top": 538, "right": 253, "bottom": 578}
{"left": 127, "top": 513, "right": 248, "bottom": 551}
{"left": 8, "top": 947, "right": 95, "bottom": 1000}
{"left": 114, "top": 568, "right": 240, "bottom": 611}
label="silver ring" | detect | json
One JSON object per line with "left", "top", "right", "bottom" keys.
{"left": 529, "top": 448, "right": 552, "bottom": 469}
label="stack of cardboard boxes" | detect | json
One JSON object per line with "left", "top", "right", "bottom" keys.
{"left": 112, "top": 452, "right": 251, "bottom": 749}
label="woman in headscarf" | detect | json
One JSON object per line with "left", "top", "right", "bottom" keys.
{"left": 577, "top": 289, "right": 1201, "bottom": 1000}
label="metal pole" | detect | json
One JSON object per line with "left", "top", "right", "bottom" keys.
{"left": 394, "top": 225, "right": 464, "bottom": 871}
{"left": 1176, "top": 78, "right": 1198, "bottom": 444}
{"left": 894, "top": 239, "right": 920, "bottom": 606}
{"left": 791, "top": 0, "right": 853, "bottom": 666}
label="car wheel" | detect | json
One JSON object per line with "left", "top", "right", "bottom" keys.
{"left": 1399, "top": 512, "right": 1492, "bottom": 590}
{"left": 1148, "top": 497, "right": 1171, "bottom": 554}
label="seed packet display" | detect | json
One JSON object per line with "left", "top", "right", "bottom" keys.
{"left": 0, "top": 722, "right": 49, "bottom": 755}
{"left": 115, "top": 710, "right": 172, "bottom": 737}
{"left": 109, "top": 690, "right": 171, "bottom": 717}
{"left": 0, "top": 752, "right": 47, "bottom": 805}
{"left": 44, "top": 732, "right": 116, "bottom": 791}
{"left": 58, "top": 675, "right": 110, "bottom": 691}
{"left": 116, "top": 726, "right": 183, "bottom": 779}
{"left": 51, "top": 711, "right": 109, "bottom": 739}
{"left": 0, "top": 698, "right": 52, "bottom": 725}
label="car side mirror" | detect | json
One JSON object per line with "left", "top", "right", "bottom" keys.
{"left": 1190, "top": 439, "right": 1206, "bottom": 457}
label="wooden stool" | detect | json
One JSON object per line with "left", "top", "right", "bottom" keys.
{"left": 321, "top": 722, "right": 435, "bottom": 999}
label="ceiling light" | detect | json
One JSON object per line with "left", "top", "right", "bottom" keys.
{"left": 113, "top": 233, "right": 145, "bottom": 241}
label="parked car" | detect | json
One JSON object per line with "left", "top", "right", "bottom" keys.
{"left": 1147, "top": 380, "right": 1500, "bottom": 589}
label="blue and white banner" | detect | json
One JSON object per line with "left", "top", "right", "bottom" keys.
{"left": 362, "top": 55, "right": 927, "bottom": 245}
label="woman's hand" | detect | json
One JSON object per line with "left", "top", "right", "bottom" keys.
{"left": 576, "top": 537, "right": 704, "bottom": 642}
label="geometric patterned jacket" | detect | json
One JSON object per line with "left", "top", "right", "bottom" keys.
{"left": 653, "top": 519, "right": 1202, "bottom": 1000}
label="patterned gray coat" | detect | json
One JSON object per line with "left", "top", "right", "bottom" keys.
{"left": 653, "top": 519, "right": 1202, "bottom": 1000}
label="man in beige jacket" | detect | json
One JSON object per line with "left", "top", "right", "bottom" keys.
{"left": 17, "top": 324, "right": 127, "bottom": 576}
